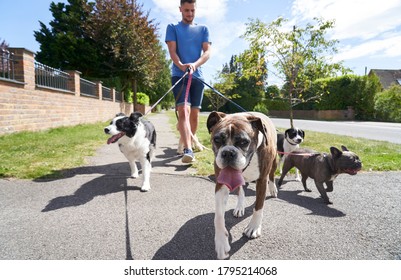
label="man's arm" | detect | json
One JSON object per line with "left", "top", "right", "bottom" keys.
{"left": 166, "top": 40, "right": 189, "bottom": 72}
{"left": 192, "top": 42, "right": 211, "bottom": 71}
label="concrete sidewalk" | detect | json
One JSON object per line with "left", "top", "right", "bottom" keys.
{"left": 0, "top": 111, "right": 400, "bottom": 260}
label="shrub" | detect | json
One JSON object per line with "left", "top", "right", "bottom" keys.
{"left": 136, "top": 92, "right": 150, "bottom": 105}
{"left": 124, "top": 91, "right": 150, "bottom": 105}
{"left": 374, "top": 85, "right": 401, "bottom": 122}
{"left": 253, "top": 103, "right": 269, "bottom": 115}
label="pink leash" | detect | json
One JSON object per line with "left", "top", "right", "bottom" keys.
{"left": 183, "top": 69, "right": 193, "bottom": 141}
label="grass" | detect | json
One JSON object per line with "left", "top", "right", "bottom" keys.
{"left": 1, "top": 112, "right": 401, "bottom": 179}
{"left": 0, "top": 122, "right": 108, "bottom": 179}
{"left": 167, "top": 111, "right": 401, "bottom": 176}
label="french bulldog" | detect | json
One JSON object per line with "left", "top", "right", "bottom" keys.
{"left": 277, "top": 145, "right": 362, "bottom": 204}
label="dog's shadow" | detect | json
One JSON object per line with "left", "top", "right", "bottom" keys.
{"left": 276, "top": 180, "right": 346, "bottom": 217}
{"left": 152, "top": 202, "right": 255, "bottom": 260}
{"left": 37, "top": 163, "right": 141, "bottom": 212}
{"left": 152, "top": 146, "right": 192, "bottom": 172}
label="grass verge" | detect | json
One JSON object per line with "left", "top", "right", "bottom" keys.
{"left": 0, "top": 122, "right": 108, "bottom": 179}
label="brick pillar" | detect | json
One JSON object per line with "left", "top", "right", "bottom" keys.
{"left": 9, "top": 48, "right": 35, "bottom": 90}
{"left": 111, "top": 87, "right": 116, "bottom": 102}
{"left": 66, "top": 70, "right": 82, "bottom": 96}
{"left": 96, "top": 81, "right": 103, "bottom": 100}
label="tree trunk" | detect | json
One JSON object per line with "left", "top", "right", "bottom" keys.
{"left": 132, "top": 78, "right": 137, "bottom": 112}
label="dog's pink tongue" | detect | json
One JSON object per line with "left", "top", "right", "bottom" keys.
{"left": 217, "top": 166, "right": 245, "bottom": 192}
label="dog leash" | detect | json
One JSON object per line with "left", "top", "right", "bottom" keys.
{"left": 144, "top": 70, "right": 189, "bottom": 116}
{"left": 145, "top": 68, "right": 248, "bottom": 115}
{"left": 192, "top": 75, "right": 248, "bottom": 113}
{"left": 277, "top": 151, "right": 320, "bottom": 157}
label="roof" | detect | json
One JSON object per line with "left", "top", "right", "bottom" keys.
{"left": 369, "top": 69, "right": 401, "bottom": 89}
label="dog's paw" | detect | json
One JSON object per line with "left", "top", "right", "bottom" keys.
{"left": 268, "top": 181, "right": 278, "bottom": 197}
{"left": 215, "top": 229, "right": 230, "bottom": 259}
{"left": 244, "top": 209, "right": 263, "bottom": 239}
{"left": 131, "top": 172, "right": 139, "bottom": 178}
{"left": 140, "top": 183, "right": 150, "bottom": 192}
{"left": 244, "top": 223, "right": 262, "bottom": 239}
{"left": 233, "top": 205, "right": 245, "bottom": 218}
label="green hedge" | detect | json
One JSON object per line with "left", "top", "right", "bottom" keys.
{"left": 313, "top": 74, "right": 381, "bottom": 120}
{"left": 374, "top": 85, "right": 401, "bottom": 122}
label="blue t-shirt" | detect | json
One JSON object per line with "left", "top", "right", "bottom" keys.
{"left": 165, "top": 21, "right": 211, "bottom": 79}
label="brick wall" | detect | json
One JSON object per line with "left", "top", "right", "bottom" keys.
{"left": 0, "top": 48, "right": 134, "bottom": 135}
{"left": 269, "top": 107, "right": 355, "bottom": 121}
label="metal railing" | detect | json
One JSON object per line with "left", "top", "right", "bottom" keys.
{"left": 34, "top": 61, "right": 70, "bottom": 91}
{"left": 80, "top": 78, "right": 97, "bottom": 97}
{"left": 102, "top": 86, "right": 112, "bottom": 100}
{"left": 115, "top": 91, "right": 122, "bottom": 102}
{"left": 0, "top": 48, "right": 15, "bottom": 80}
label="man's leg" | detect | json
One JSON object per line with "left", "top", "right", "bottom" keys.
{"left": 177, "top": 105, "right": 194, "bottom": 163}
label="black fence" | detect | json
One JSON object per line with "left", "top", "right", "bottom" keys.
{"left": 34, "top": 61, "right": 70, "bottom": 91}
{"left": 0, "top": 48, "right": 15, "bottom": 81}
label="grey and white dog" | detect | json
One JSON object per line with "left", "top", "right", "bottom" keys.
{"left": 277, "top": 145, "right": 362, "bottom": 204}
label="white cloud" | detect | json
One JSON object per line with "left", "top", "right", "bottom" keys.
{"left": 151, "top": 0, "right": 229, "bottom": 24}
{"left": 291, "top": 0, "right": 401, "bottom": 63}
{"left": 335, "top": 33, "right": 401, "bottom": 61}
{"left": 292, "top": 0, "right": 401, "bottom": 40}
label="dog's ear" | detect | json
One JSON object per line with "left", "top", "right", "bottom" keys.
{"left": 341, "top": 145, "right": 349, "bottom": 152}
{"left": 129, "top": 112, "right": 143, "bottom": 122}
{"left": 300, "top": 129, "right": 305, "bottom": 139}
{"left": 330, "top": 147, "right": 343, "bottom": 158}
{"left": 207, "top": 111, "right": 226, "bottom": 133}
{"left": 247, "top": 116, "right": 268, "bottom": 146}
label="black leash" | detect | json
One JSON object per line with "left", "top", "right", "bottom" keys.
{"left": 192, "top": 75, "right": 248, "bottom": 113}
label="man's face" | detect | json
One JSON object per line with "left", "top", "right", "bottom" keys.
{"left": 180, "top": 2, "right": 196, "bottom": 24}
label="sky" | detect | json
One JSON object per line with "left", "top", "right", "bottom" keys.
{"left": 1, "top": 0, "right": 401, "bottom": 85}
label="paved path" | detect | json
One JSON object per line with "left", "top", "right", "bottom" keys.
{"left": 0, "top": 111, "right": 400, "bottom": 260}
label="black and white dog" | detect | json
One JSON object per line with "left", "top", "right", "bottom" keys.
{"left": 277, "top": 128, "right": 305, "bottom": 181}
{"left": 104, "top": 112, "right": 156, "bottom": 192}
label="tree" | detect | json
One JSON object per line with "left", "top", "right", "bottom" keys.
{"left": 34, "top": 0, "right": 99, "bottom": 76}
{"left": 241, "top": 17, "right": 350, "bottom": 127}
{"left": 86, "top": 0, "right": 161, "bottom": 110}
{"left": 212, "top": 52, "right": 267, "bottom": 112}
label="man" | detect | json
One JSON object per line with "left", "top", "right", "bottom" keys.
{"left": 165, "top": 0, "right": 212, "bottom": 163}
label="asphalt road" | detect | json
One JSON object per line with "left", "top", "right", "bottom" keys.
{"left": 271, "top": 117, "right": 401, "bottom": 144}
{"left": 0, "top": 112, "right": 400, "bottom": 261}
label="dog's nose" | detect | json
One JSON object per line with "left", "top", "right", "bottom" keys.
{"left": 221, "top": 148, "right": 236, "bottom": 160}
{"left": 104, "top": 128, "right": 110, "bottom": 134}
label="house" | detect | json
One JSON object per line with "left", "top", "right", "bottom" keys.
{"left": 368, "top": 69, "right": 401, "bottom": 90}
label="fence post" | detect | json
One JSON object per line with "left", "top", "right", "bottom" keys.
{"left": 9, "top": 48, "right": 35, "bottom": 90}
{"left": 96, "top": 81, "right": 102, "bottom": 100}
{"left": 111, "top": 87, "right": 116, "bottom": 102}
{"left": 66, "top": 70, "right": 82, "bottom": 96}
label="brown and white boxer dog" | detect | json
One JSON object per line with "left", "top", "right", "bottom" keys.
{"left": 207, "top": 111, "right": 277, "bottom": 259}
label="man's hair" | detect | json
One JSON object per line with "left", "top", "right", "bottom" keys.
{"left": 181, "top": 0, "right": 196, "bottom": 5}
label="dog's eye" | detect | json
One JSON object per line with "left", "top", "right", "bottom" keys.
{"left": 213, "top": 136, "right": 223, "bottom": 145}
{"left": 237, "top": 139, "right": 250, "bottom": 147}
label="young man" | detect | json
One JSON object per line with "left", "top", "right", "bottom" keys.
{"left": 165, "top": 0, "right": 212, "bottom": 163}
